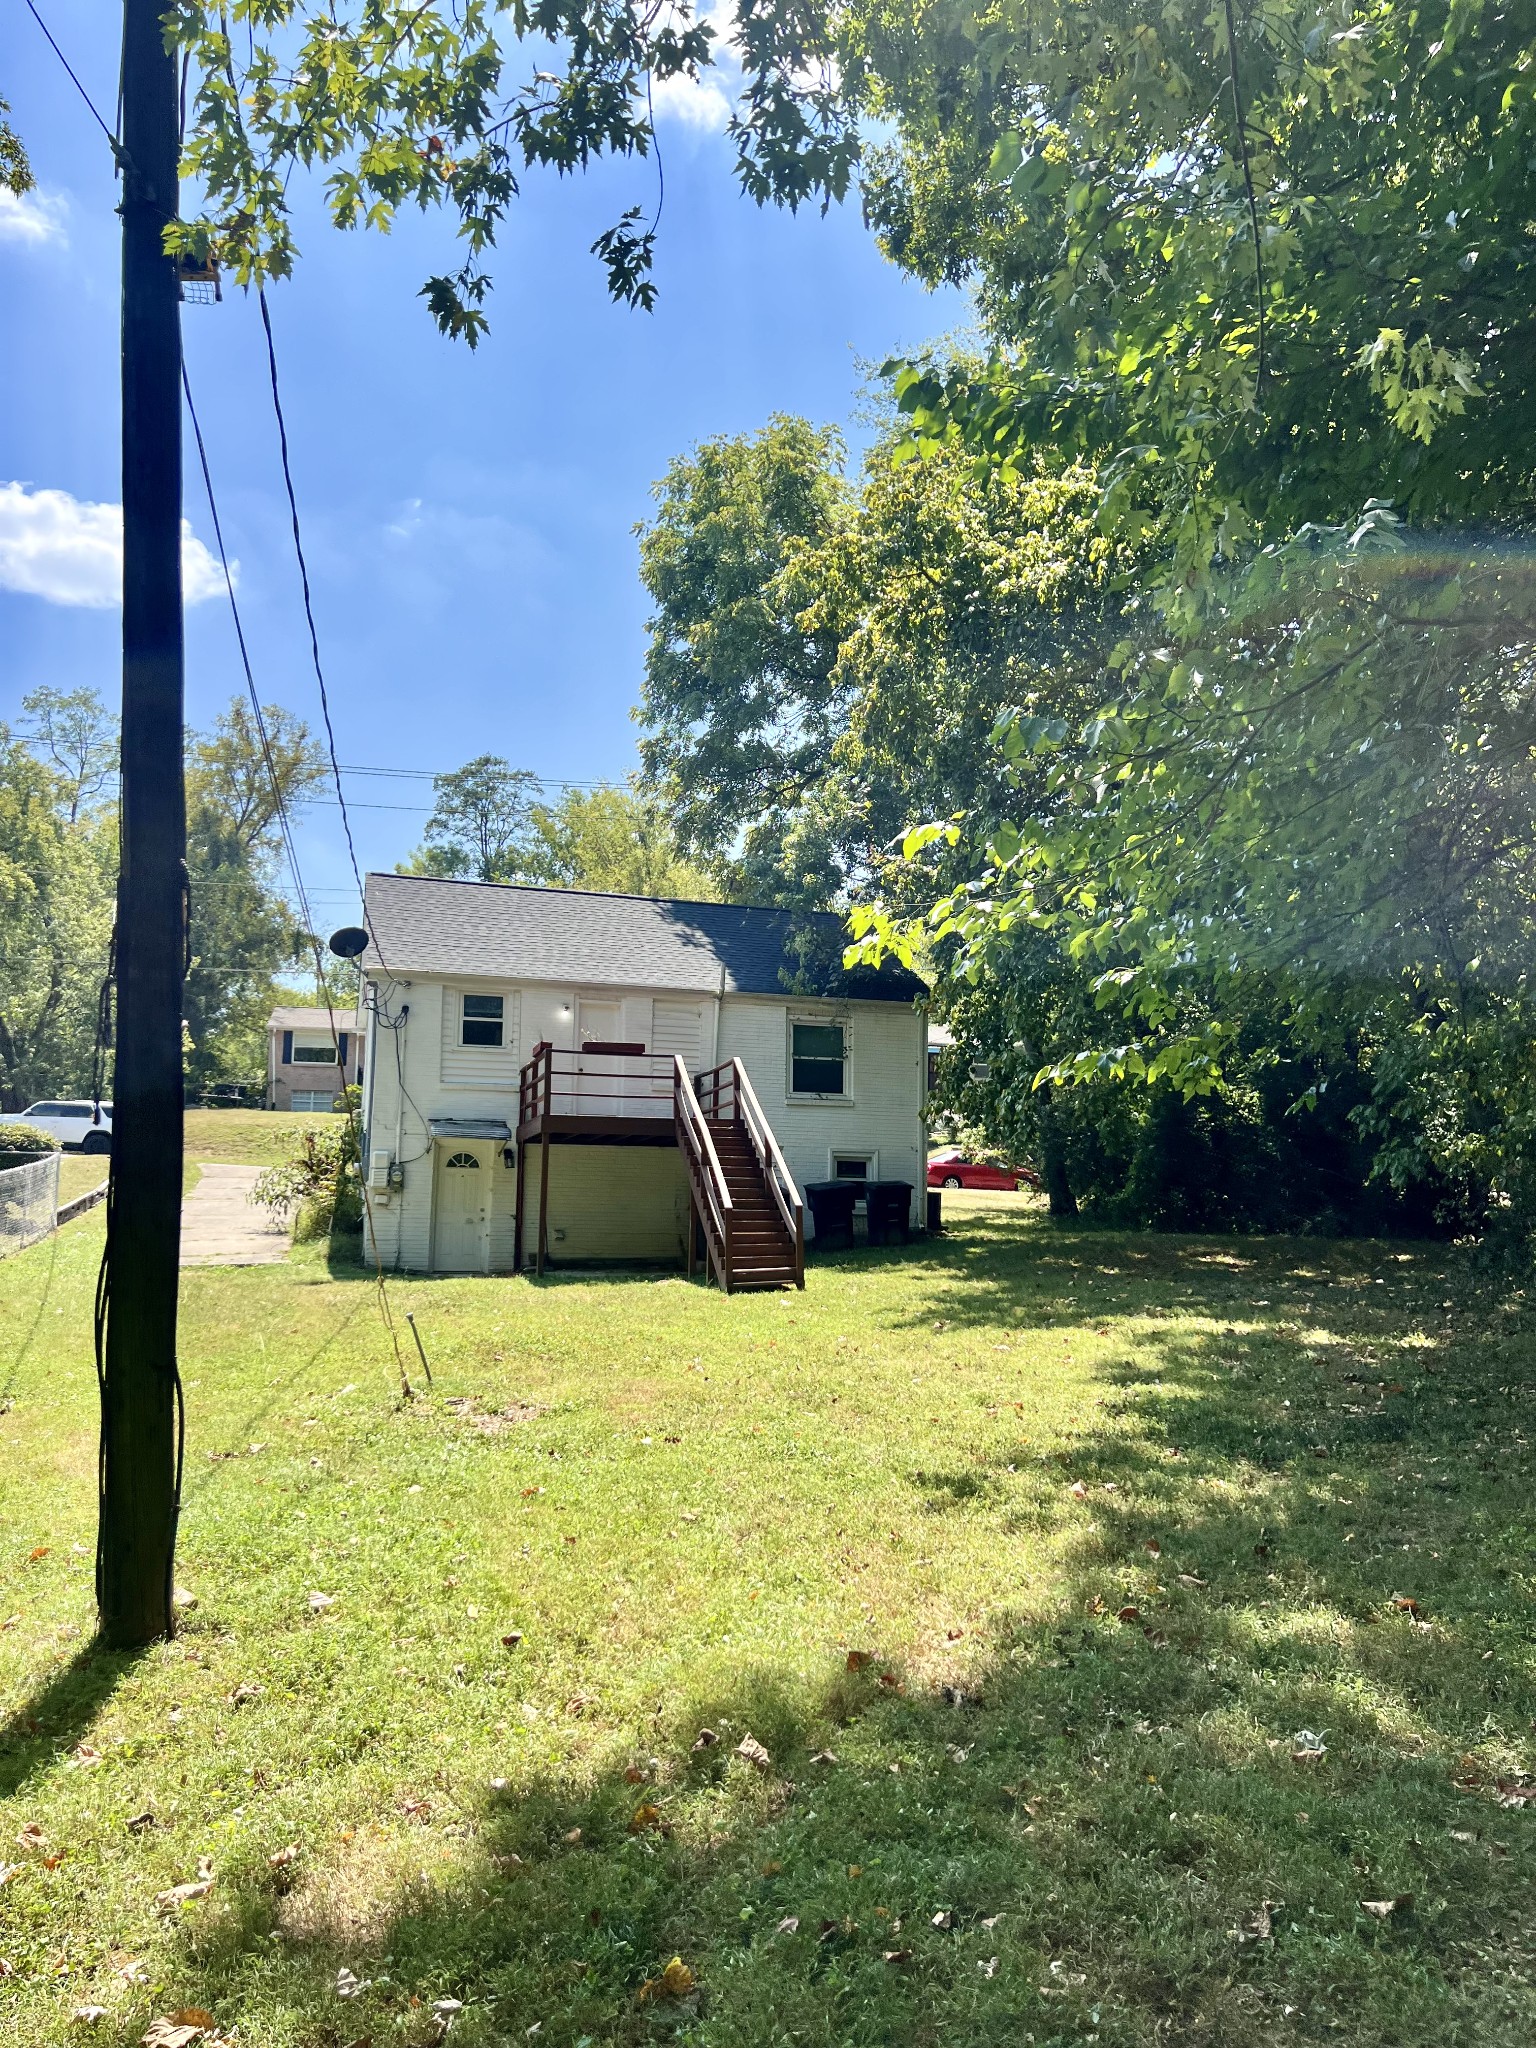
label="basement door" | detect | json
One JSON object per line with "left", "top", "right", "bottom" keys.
{"left": 432, "top": 1144, "right": 491, "bottom": 1273}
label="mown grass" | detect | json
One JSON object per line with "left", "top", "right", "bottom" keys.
{"left": 183, "top": 1107, "right": 345, "bottom": 1167}
{"left": 1, "top": 1197, "right": 1532, "bottom": 2047}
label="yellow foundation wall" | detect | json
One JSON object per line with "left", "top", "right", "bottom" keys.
{"left": 523, "top": 1143, "right": 689, "bottom": 1265}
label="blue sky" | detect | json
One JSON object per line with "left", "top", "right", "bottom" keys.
{"left": 0, "top": 3, "right": 965, "bottom": 926}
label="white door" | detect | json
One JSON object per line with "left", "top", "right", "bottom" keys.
{"left": 432, "top": 1145, "right": 490, "bottom": 1272}
{"left": 576, "top": 999, "right": 624, "bottom": 1113}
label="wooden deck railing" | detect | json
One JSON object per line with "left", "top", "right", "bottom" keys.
{"left": 694, "top": 1057, "right": 805, "bottom": 1289}
{"left": 517, "top": 1041, "right": 679, "bottom": 1130}
{"left": 673, "top": 1056, "right": 733, "bottom": 1288}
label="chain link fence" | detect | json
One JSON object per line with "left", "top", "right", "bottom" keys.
{"left": 0, "top": 1152, "right": 60, "bottom": 1258}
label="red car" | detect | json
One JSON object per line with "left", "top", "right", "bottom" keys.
{"left": 927, "top": 1148, "right": 1041, "bottom": 1192}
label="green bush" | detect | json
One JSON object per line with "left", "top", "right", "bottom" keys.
{"left": 0, "top": 1121, "right": 61, "bottom": 1156}
{"left": 251, "top": 1120, "right": 361, "bottom": 1240}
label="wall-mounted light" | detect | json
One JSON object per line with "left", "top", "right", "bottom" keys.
{"left": 558, "top": 1003, "right": 571, "bottom": 1019}
{"left": 502, "top": 1142, "right": 516, "bottom": 1169}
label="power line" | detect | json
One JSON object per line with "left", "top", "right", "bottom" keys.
{"left": 21, "top": 0, "right": 120, "bottom": 151}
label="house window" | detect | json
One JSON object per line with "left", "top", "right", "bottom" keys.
{"left": 290, "top": 1041, "right": 337, "bottom": 1064}
{"left": 833, "top": 1153, "right": 872, "bottom": 1181}
{"left": 790, "top": 1019, "right": 847, "bottom": 1096}
{"left": 461, "top": 993, "right": 504, "bottom": 1047}
{"left": 290, "top": 1089, "right": 334, "bottom": 1113}
{"left": 444, "top": 1151, "right": 481, "bottom": 1169}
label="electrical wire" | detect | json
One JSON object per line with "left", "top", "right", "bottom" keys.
{"left": 184, "top": 361, "right": 416, "bottom": 1398}
{"left": 21, "top": 0, "right": 120, "bottom": 150}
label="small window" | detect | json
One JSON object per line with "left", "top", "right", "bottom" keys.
{"left": 791, "top": 1020, "right": 846, "bottom": 1096}
{"left": 290, "top": 1089, "right": 333, "bottom": 1113}
{"left": 291, "top": 1042, "right": 337, "bottom": 1064}
{"left": 461, "top": 993, "right": 504, "bottom": 1047}
{"left": 444, "top": 1151, "right": 481, "bottom": 1169}
{"left": 833, "top": 1154, "right": 871, "bottom": 1181}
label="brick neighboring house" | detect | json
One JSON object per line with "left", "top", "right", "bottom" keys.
{"left": 267, "top": 1006, "right": 363, "bottom": 1112}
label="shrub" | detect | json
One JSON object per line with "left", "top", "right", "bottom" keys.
{"left": 252, "top": 1120, "right": 361, "bottom": 1238}
{"left": 0, "top": 1121, "right": 61, "bottom": 1156}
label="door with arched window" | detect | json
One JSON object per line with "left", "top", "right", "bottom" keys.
{"left": 432, "top": 1142, "right": 491, "bottom": 1272}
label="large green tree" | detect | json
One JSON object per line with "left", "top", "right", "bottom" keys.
{"left": 171, "top": 0, "right": 857, "bottom": 337}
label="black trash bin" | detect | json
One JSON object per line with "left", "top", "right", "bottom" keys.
{"left": 926, "top": 1188, "right": 943, "bottom": 1234}
{"left": 865, "top": 1179, "right": 914, "bottom": 1246}
{"left": 805, "top": 1179, "right": 859, "bottom": 1251}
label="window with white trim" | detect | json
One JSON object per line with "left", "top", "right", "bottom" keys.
{"left": 832, "top": 1152, "right": 873, "bottom": 1181}
{"left": 460, "top": 992, "right": 504, "bottom": 1047}
{"left": 290, "top": 1089, "right": 333, "bottom": 1113}
{"left": 789, "top": 1017, "right": 848, "bottom": 1097}
{"left": 290, "top": 1031, "right": 337, "bottom": 1064}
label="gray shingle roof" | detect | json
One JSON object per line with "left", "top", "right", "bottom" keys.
{"left": 360, "top": 873, "right": 925, "bottom": 1004}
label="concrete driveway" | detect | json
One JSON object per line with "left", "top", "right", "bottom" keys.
{"left": 180, "top": 1163, "right": 290, "bottom": 1266}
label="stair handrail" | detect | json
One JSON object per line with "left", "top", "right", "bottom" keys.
{"left": 731, "top": 1057, "right": 805, "bottom": 1287}
{"left": 674, "top": 1056, "right": 734, "bottom": 1287}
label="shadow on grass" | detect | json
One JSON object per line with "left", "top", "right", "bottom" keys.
{"left": 135, "top": 1243, "right": 1536, "bottom": 2048}
{"left": 0, "top": 1640, "right": 145, "bottom": 1801}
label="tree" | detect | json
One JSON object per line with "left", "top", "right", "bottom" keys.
{"left": 402, "top": 755, "right": 543, "bottom": 882}
{"left": 184, "top": 702, "right": 329, "bottom": 1094}
{"left": 1, "top": 92, "right": 31, "bottom": 195}
{"left": 526, "top": 784, "right": 718, "bottom": 899}
{"left": 0, "top": 731, "right": 116, "bottom": 1111}
{"left": 172, "top": 0, "right": 858, "bottom": 338}
{"left": 637, "top": 416, "right": 855, "bottom": 864}
{"left": 21, "top": 685, "right": 119, "bottom": 824}
{"left": 849, "top": 0, "right": 1536, "bottom": 583}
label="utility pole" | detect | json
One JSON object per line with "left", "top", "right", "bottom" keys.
{"left": 99, "top": 0, "right": 185, "bottom": 1648}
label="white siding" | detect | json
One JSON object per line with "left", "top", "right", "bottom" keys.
{"left": 716, "top": 995, "right": 926, "bottom": 1235}
{"left": 522, "top": 1143, "right": 688, "bottom": 1264}
{"left": 439, "top": 982, "right": 522, "bottom": 1088}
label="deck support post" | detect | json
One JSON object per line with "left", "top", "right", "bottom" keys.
{"left": 536, "top": 1135, "right": 551, "bottom": 1277}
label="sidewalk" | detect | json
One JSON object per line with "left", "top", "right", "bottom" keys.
{"left": 179, "top": 1163, "right": 290, "bottom": 1266}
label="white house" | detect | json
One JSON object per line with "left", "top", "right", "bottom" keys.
{"left": 356, "top": 872, "right": 928, "bottom": 1288}
{"left": 267, "top": 1005, "right": 364, "bottom": 1111}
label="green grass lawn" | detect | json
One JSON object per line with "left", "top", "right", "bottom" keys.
{"left": 183, "top": 1107, "right": 345, "bottom": 1167}
{"left": 1, "top": 1197, "right": 1532, "bottom": 2047}
{"left": 56, "top": 1155, "right": 110, "bottom": 1207}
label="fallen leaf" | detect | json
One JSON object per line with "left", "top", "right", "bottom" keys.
{"left": 977, "top": 1956, "right": 998, "bottom": 1978}
{"left": 16, "top": 1822, "right": 45, "bottom": 1849}
{"left": 1360, "top": 1894, "right": 1413, "bottom": 1919}
{"left": 139, "top": 2023, "right": 211, "bottom": 2048}
{"left": 335, "top": 1966, "right": 371, "bottom": 1998}
{"left": 931, "top": 1909, "right": 953, "bottom": 1929}
{"left": 1233, "top": 1901, "right": 1277, "bottom": 1944}
{"left": 636, "top": 1957, "right": 695, "bottom": 2003}
{"left": 735, "top": 1733, "right": 771, "bottom": 1770}
{"left": 70, "top": 1744, "right": 102, "bottom": 1768}
{"left": 72, "top": 2006, "right": 109, "bottom": 2025}
{"left": 501, "top": 1631, "right": 524, "bottom": 1649}
{"left": 268, "top": 1844, "right": 300, "bottom": 1869}
{"left": 1177, "top": 1572, "right": 1208, "bottom": 1589}
{"left": 27, "top": 1547, "right": 49, "bottom": 1563}
{"left": 777, "top": 1916, "right": 799, "bottom": 1935}
{"left": 946, "top": 1627, "right": 965, "bottom": 1641}
{"left": 1142, "top": 1538, "right": 1162, "bottom": 1555}
{"left": 431, "top": 1998, "right": 464, "bottom": 2020}
{"left": 1390, "top": 1596, "right": 1422, "bottom": 1617}
{"left": 1069, "top": 1481, "right": 1088, "bottom": 1501}
{"left": 227, "top": 1682, "right": 261, "bottom": 1706}
{"left": 628, "top": 1803, "right": 666, "bottom": 1834}
{"left": 808, "top": 1749, "right": 838, "bottom": 1765}
{"left": 882, "top": 1949, "right": 913, "bottom": 1966}
{"left": 305, "top": 1591, "right": 336, "bottom": 1612}
{"left": 980, "top": 1913, "right": 1004, "bottom": 1929}
{"left": 563, "top": 1827, "right": 582, "bottom": 1844}
{"left": 398, "top": 1798, "right": 431, "bottom": 1823}
{"left": 692, "top": 1727, "right": 718, "bottom": 1750}
{"left": 624, "top": 1765, "right": 648, "bottom": 1784}
{"left": 1495, "top": 1777, "right": 1535, "bottom": 1807}
{"left": 154, "top": 1857, "right": 215, "bottom": 1914}
{"left": 845, "top": 1650, "right": 875, "bottom": 1672}
{"left": 1116, "top": 1605, "right": 1141, "bottom": 1625}
{"left": 878, "top": 1672, "right": 905, "bottom": 1693}
{"left": 172, "top": 1587, "right": 197, "bottom": 1612}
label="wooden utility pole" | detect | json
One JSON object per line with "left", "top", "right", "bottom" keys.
{"left": 98, "top": 0, "right": 185, "bottom": 1648}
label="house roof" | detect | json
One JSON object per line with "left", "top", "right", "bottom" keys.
{"left": 359, "top": 872, "right": 926, "bottom": 1004}
{"left": 268, "top": 1006, "right": 349, "bottom": 1032}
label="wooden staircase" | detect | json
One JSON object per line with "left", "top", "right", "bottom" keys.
{"left": 675, "top": 1058, "right": 805, "bottom": 1293}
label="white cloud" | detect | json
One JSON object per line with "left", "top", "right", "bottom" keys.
{"left": 651, "top": 1, "right": 739, "bottom": 131}
{"left": 0, "top": 482, "right": 228, "bottom": 609}
{"left": 0, "top": 186, "right": 69, "bottom": 247}
{"left": 651, "top": 69, "right": 734, "bottom": 132}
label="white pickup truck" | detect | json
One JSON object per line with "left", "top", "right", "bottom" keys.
{"left": 10, "top": 1100, "right": 114, "bottom": 1152}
